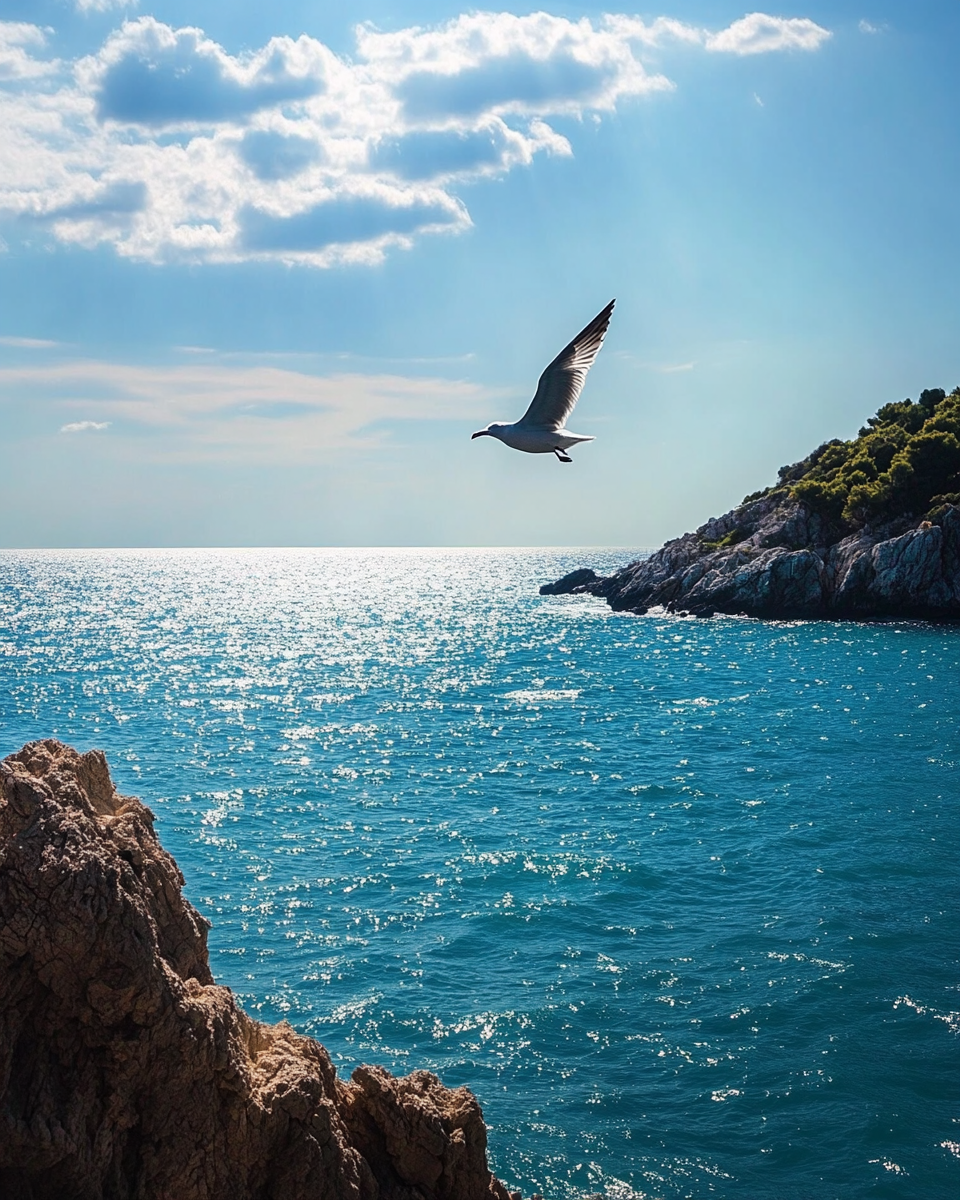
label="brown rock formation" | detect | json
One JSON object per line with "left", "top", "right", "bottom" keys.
{"left": 0, "top": 740, "right": 518, "bottom": 1200}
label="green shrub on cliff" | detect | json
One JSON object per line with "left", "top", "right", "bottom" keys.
{"left": 771, "top": 387, "right": 960, "bottom": 526}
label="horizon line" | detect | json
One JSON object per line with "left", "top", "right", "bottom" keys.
{"left": 0, "top": 543, "right": 654, "bottom": 553}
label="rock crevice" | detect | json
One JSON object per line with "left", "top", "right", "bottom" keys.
{"left": 0, "top": 740, "right": 516, "bottom": 1200}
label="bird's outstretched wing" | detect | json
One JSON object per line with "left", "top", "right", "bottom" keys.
{"left": 518, "top": 299, "right": 615, "bottom": 431}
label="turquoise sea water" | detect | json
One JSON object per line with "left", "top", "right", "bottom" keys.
{"left": 1, "top": 548, "right": 958, "bottom": 1200}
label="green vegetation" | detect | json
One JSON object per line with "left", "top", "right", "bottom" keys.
{"left": 700, "top": 527, "right": 749, "bottom": 551}
{"left": 754, "top": 387, "right": 960, "bottom": 526}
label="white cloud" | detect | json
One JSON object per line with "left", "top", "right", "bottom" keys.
{"left": 79, "top": 17, "right": 328, "bottom": 126}
{"left": 706, "top": 13, "right": 831, "bottom": 55}
{"left": 0, "top": 11, "right": 831, "bottom": 267}
{"left": 355, "top": 11, "right": 672, "bottom": 119}
{"left": 0, "top": 22, "right": 57, "bottom": 80}
{"left": 603, "top": 15, "right": 706, "bottom": 49}
{"left": 75, "top": 0, "right": 138, "bottom": 12}
{"left": 60, "top": 419, "right": 111, "bottom": 432}
{"left": 0, "top": 335, "right": 60, "bottom": 348}
{"left": 4, "top": 360, "right": 496, "bottom": 461}
{"left": 859, "top": 20, "right": 883, "bottom": 35}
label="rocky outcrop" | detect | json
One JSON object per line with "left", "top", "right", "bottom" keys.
{"left": 0, "top": 740, "right": 518, "bottom": 1200}
{"left": 538, "top": 569, "right": 599, "bottom": 596}
{"left": 542, "top": 497, "right": 960, "bottom": 620}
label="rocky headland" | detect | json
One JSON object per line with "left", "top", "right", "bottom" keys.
{"left": 0, "top": 740, "right": 520, "bottom": 1200}
{"left": 543, "top": 387, "right": 960, "bottom": 620}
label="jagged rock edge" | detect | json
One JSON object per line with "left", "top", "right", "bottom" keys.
{"left": 0, "top": 740, "right": 521, "bottom": 1200}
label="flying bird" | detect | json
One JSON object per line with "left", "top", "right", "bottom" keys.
{"left": 472, "top": 299, "right": 615, "bottom": 463}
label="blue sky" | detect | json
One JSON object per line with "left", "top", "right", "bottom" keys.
{"left": 0, "top": 1, "right": 957, "bottom": 547}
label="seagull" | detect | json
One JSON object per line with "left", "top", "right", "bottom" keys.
{"left": 472, "top": 299, "right": 615, "bottom": 463}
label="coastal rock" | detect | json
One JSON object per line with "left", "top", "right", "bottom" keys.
{"left": 546, "top": 499, "right": 960, "bottom": 620}
{"left": 342, "top": 1066, "right": 502, "bottom": 1200}
{"left": 0, "top": 740, "right": 515, "bottom": 1200}
{"left": 538, "top": 568, "right": 598, "bottom": 596}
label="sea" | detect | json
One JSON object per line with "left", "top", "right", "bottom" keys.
{"left": 1, "top": 548, "right": 957, "bottom": 1200}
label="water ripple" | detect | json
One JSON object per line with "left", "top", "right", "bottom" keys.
{"left": 1, "top": 548, "right": 958, "bottom": 1200}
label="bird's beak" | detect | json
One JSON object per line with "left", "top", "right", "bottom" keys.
{"left": 471, "top": 429, "right": 489, "bottom": 439}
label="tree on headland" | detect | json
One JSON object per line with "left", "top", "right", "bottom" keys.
{"left": 747, "top": 386, "right": 960, "bottom": 527}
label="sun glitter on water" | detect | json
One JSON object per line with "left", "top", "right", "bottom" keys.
{"left": 1, "top": 548, "right": 958, "bottom": 1200}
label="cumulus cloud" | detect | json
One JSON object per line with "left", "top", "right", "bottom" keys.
{"left": 370, "top": 119, "right": 562, "bottom": 181}
{"left": 360, "top": 12, "right": 669, "bottom": 119}
{"left": 60, "top": 419, "right": 111, "bottom": 433}
{"left": 2, "top": 360, "right": 494, "bottom": 461}
{"left": 239, "top": 192, "right": 468, "bottom": 261}
{"left": 85, "top": 18, "right": 326, "bottom": 125}
{"left": 51, "top": 180, "right": 146, "bottom": 219}
{"left": 239, "top": 130, "right": 323, "bottom": 180}
{"left": 0, "top": 10, "right": 831, "bottom": 267}
{"left": 705, "top": 13, "right": 831, "bottom": 55}
{"left": 0, "top": 22, "right": 57, "bottom": 80}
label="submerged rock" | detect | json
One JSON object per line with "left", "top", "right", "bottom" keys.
{"left": 543, "top": 497, "right": 960, "bottom": 620}
{"left": 0, "top": 740, "right": 518, "bottom": 1200}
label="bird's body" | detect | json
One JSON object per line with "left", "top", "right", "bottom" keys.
{"left": 480, "top": 423, "right": 594, "bottom": 455}
{"left": 472, "top": 299, "right": 614, "bottom": 463}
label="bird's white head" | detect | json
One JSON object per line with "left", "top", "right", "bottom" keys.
{"left": 471, "top": 423, "right": 506, "bottom": 440}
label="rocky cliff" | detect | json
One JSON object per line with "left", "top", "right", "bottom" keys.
{"left": 544, "top": 387, "right": 960, "bottom": 620}
{"left": 543, "top": 497, "right": 960, "bottom": 619}
{"left": 0, "top": 740, "right": 519, "bottom": 1200}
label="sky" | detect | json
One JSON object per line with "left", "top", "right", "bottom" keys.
{"left": 0, "top": 1, "right": 957, "bottom": 548}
